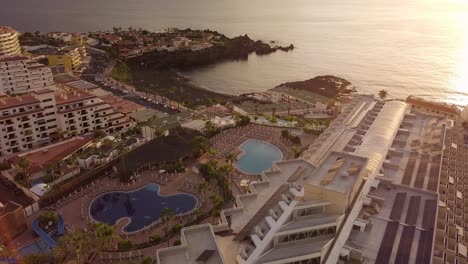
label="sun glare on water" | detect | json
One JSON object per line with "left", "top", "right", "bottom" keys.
{"left": 449, "top": 1, "right": 468, "bottom": 105}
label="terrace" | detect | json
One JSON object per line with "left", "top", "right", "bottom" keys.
{"left": 345, "top": 182, "right": 438, "bottom": 263}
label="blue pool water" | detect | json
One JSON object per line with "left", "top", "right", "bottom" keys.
{"left": 18, "top": 231, "right": 59, "bottom": 256}
{"left": 89, "top": 184, "right": 197, "bottom": 233}
{"left": 235, "top": 139, "right": 283, "bottom": 174}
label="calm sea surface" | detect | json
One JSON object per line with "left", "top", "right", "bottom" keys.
{"left": 2, "top": 0, "right": 468, "bottom": 104}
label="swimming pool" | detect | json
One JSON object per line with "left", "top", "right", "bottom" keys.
{"left": 235, "top": 139, "right": 283, "bottom": 174}
{"left": 89, "top": 183, "right": 197, "bottom": 233}
{"left": 18, "top": 231, "right": 58, "bottom": 256}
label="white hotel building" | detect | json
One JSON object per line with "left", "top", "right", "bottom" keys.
{"left": 0, "top": 56, "right": 57, "bottom": 95}
{"left": 0, "top": 56, "right": 132, "bottom": 157}
{"left": 158, "top": 95, "right": 449, "bottom": 264}
{"left": 0, "top": 27, "right": 21, "bottom": 57}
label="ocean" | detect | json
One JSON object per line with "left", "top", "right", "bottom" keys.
{"left": 1, "top": 0, "right": 467, "bottom": 105}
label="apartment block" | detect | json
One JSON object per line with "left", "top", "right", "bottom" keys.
{"left": 54, "top": 88, "right": 131, "bottom": 135}
{"left": 48, "top": 45, "right": 87, "bottom": 72}
{"left": 0, "top": 56, "right": 56, "bottom": 95}
{"left": 0, "top": 26, "right": 21, "bottom": 57}
{"left": 0, "top": 87, "right": 132, "bottom": 156}
{"left": 0, "top": 90, "right": 57, "bottom": 155}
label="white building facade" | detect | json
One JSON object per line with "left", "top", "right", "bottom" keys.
{"left": 0, "top": 56, "right": 57, "bottom": 95}
{"left": 0, "top": 27, "right": 21, "bottom": 57}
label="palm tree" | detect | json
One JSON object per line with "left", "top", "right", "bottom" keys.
{"left": 193, "top": 208, "right": 202, "bottom": 221}
{"left": 197, "top": 181, "right": 211, "bottom": 201}
{"left": 160, "top": 207, "right": 175, "bottom": 246}
{"left": 90, "top": 222, "right": 119, "bottom": 251}
{"left": 117, "top": 145, "right": 129, "bottom": 182}
{"left": 378, "top": 90, "right": 388, "bottom": 100}
{"left": 209, "top": 194, "right": 224, "bottom": 225}
{"left": 168, "top": 86, "right": 177, "bottom": 108}
{"left": 225, "top": 153, "right": 236, "bottom": 168}
{"left": 18, "top": 157, "right": 31, "bottom": 176}
{"left": 55, "top": 230, "right": 92, "bottom": 264}
{"left": 17, "top": 157, "right": 31, "bottom": 188}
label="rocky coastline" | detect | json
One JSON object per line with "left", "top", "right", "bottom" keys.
{"left": 127, "top": 34, "right": 294, "bottom": 70}
{"left": 273, "top": 75, "right": 356, "bottom": 98}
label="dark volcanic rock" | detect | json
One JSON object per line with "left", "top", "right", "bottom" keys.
{"left": 127, "top": 34, "right": 293, "bottom": 70}
{"left": 275, "top": 75, "right": 355, "bottom": 98}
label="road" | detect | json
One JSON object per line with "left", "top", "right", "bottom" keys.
{"left": 99, "top": 61, "right": 189, "bottom": 113}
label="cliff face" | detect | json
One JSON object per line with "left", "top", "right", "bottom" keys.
{"left": 275, "top": 75, "right": 355, "bottom": 98}
{"left": 127, "top": 34, "right": 294, "bottom": 70}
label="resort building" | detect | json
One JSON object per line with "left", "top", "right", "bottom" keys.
{"left": 54, "top": 88, "right": 132, "bottom": 135}
{"left": 0, "top": 26, "right": 21, "bottom": 57}
{"left": 0, "top": 90, "right": 59, "bottom": 155}
{"left": 0, "top": 85, "right": 132, "bottom": 156}
{"left": 159, "top": 95, "right": 447, "bottom": 264}
{"left": 0, "top": 56, "right": 57, "bottom": 95}
{"left": 433, "top": 123, "right": 468, "bottom": 263}
{"left": 406, "top": 95, "right": 460, "bottom": 120}
{"left": 48, "top": 45, "right": 87, "bottom": 72}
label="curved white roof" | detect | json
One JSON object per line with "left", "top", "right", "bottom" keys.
{"left": 354, "top": 100, "right": 407, "bottom": 175}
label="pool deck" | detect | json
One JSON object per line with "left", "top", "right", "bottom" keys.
{"left": 14, "top": 168, "right": 209, "bottom": 249}
{"left": 11, "top": 125, "right": 317, "bottom": 262}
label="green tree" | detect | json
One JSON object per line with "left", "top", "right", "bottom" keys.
{"left": 171, "top": 224, "right": 183, "bottom": 235}
{"left": 209, "top": 194, "right": 224, "bottom": 225}
{"left": 93, "top": 130, "right": 106, "bottom": 142}
{"left": 197, "top": 181, "right": 211, "bottom": 201}
{"left": 378, "top": 90, "right": 388, "bottom": 100}
{"left": 17, "top": 157, "right": 31, "bottom": 176}
{"left": 160, "top": 207, "right": 175, "bottom": 246}
{"left": 117, "top": 239, "right": 133, "bottom": 250}
{"left": 149, "top": 234, "right": 162, "bottom": 244}
{"left": 191, "top": 136, "right": 210, "bottom": 157}
{"left": 117, "top": 145, "right": 130, "bottom": 182}
{"left": 141, "top": 257, "right": 154, "bottom": 264}
{"left": 54, "top": 229, "right": 93, "bottom": 263}
{"left": 111, "top": 62, "right": 132, "bottom": 82}
{"left": 90, "top": 222, "right": 119, "bottom": 251}
{"left": 38, "top": 211, "right": 58, "bottom": 229}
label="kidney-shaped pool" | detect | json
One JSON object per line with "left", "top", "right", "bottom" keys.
{"left": 89, "top": 183, "right": 197, "bottom": 233}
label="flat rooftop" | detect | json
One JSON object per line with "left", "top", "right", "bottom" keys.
{"left": 257, "top": 235, "right": 334, "bottom": 263}
{"left": 64, "top": 80, "right": 99, "bottom": 90}
{"left": 9, "top": 136, "right": 92, "bottom": 175}
{"left": 55, "top": 88, "right": 96, "bottom": 105}
{"left": 0, "top": 94, "right": 40, "bottom": 110}
{"left": 99, "top": 95, "right": 146, "bottom": 114}
{"left": 305, "top": 152, "right": 367, "bottom": 194}
{"left": 127, "top": 108, "right": 167, "bottom": 123}
{"left": 158, "top": 224, "right": 224, "bottom": 264}
{"left": 346, "top": 183, "right": 437, "bottom": 264}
